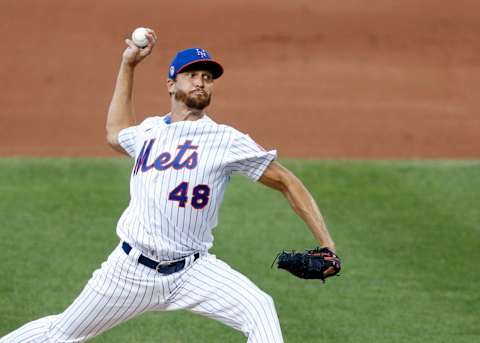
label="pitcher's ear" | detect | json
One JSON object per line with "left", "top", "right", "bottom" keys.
{"left": 167, "top": 78, "right": 175, "bottom": 95}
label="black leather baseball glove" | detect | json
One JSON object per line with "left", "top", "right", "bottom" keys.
{"left": 273, "top": 247, "right": 341, "bottom": 282}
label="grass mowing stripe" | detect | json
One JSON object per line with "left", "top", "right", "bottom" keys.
{"left": 0, "top": 158, "right": 478, "bottom": 342}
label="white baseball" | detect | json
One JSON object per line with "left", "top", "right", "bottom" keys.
{"left": 132, "top": 27, "right": 149, "bottom": 48}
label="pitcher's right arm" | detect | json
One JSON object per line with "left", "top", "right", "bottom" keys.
{"left": 106, "top": 29, "right": 157, "bottom": 154}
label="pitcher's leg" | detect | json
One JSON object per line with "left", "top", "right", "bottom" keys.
{"left": 0, "top": 316, "right": 58, "bottom": 343}
{"left": 1, "top": 246, "right": 159, "bottom": 343}
{"left": 0, "top": 282, "right": 121, "bottom": 343}
{"left": 167, "top": 255, "right": 283, "bottom": 343}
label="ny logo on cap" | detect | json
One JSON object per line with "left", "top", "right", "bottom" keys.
{"left": 196, "top": 49, "right": 208, "bottom": 58}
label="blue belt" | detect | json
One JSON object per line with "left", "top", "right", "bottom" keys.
{"left": 122, "top": 241, "right": 199, "bottom": 275}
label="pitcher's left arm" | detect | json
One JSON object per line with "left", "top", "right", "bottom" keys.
{"left": 259, "top": 161, "right": 336, "bottom": 251}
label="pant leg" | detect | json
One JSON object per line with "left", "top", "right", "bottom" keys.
{"left": 165, "top": 254, "right": 284, "bottom": 343}
{"left": 0, "top": 245, "right": 160, "bottom": 343}
{"left": 0, "top": 316, "right": 57, "bottom": 343}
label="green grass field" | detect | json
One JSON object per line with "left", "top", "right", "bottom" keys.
{"left": 0, "top": 158, "right": 479, "bottom": 342}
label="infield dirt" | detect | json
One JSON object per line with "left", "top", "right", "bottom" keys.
{"left": 1, "top": 0, "right": 478, "bottom": 158}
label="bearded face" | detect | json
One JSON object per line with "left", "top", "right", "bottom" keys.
{"left": 174, "top": 88, "right": 211, "bottom": 110}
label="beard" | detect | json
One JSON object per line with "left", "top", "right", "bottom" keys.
{"left": 174, "top": 89, "right": 211, "bottom": 110}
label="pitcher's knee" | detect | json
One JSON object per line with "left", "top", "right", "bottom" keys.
{"left": 44, "top": 315, "right": 90, "bottom": 343}
{"left": 245, "top": 291, "right": 278, "bottom": 322}
{"left": 240, "top": 292, "right": 283, "bottom": 342}
{"left": 259, "top": 292, "right": 276, "bottom": 311}
{"left": 49, "top": 327, "right": 89, "bottom": 343}
{"left": 259, "top": 292, "right": 275, "bottom": 312}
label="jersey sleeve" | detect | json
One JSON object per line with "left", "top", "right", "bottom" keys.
{"left": 117, "top": 116, "right": 164, "bottom": 159}
{"left": 118, "top": 126, "right": 138, "bottom": 158}
{"left": 224, "top": 131, "right": 277, "bottom": 181}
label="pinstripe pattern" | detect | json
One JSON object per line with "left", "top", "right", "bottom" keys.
{"left": 1, "top": 114, "right": 284, "bottom": 342}
{"left": 116, "top": 114, "right": 276, "bottom": 262}
{"left": 166, "top": 255, "right": 283, "bottom": 342}
{"left": 1, "top": 248, "right": 283, "bottom": 342}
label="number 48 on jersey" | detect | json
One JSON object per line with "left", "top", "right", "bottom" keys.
{"left": 168, "top": 182, "right": 211, "bottom": 209}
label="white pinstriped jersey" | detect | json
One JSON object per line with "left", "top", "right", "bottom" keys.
{"left": 117, "top": 114, "right": 276, "bottom": 261}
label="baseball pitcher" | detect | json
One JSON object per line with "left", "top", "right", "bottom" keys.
{"left": 0, "top": 29, "right": 339, "bottom": 343}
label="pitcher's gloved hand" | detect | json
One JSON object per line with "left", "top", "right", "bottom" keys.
{"left": 273, "top": 247, "right": 341, "bottom": 282}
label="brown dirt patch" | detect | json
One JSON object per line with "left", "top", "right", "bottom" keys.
{"left": 1, "top": 0, "right": 479, "bottom": 158}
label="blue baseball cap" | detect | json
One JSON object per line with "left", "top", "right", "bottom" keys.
{"left": 168, "top": 48, "right": 223, "bottom": 80}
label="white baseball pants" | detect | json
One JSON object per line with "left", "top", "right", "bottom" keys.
{"left": 0, "top": 244, "right": 283, "bottom": 342}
